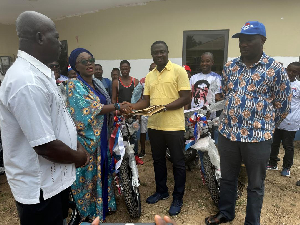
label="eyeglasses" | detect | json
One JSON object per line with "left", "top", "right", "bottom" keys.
{"left": 77, "top": 58, "right": 95, "bottom": 65}
{"left": 49, "top": 64, "right": 60, "bottom": 69}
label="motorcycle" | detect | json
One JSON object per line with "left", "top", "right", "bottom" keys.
{"left": 110, "top": 116, "right": 141, "bottom": 218}
{"left": 167, "top": 101, "right": 247, "bottom": 206}
{"left": 69, "top": 116, "right": 142, "bottom": 225}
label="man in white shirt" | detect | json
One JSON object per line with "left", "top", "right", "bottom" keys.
{"left": 190, "top": 52, "right": 222, "bottom": 111}
{"left": 0, "top": 11, "right": 88, "bottom": 225}
{"left": 267, "top": 62, "right": 300, "bottom": 177}
{"left": 189, "top": 52, "right": 222, "bottom": 142}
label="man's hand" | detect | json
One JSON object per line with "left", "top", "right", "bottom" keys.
{"left": 119, "top": 101, "right": 133, "bottom": 115}
{"left": 75, "top": 141, "right": 89, "bottom": 168}
{"left": 154, "top": 215, "right": 177, "bottom": 225}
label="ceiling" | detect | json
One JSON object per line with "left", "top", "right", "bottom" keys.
{"left": 0, "top": 0, "right": 161, "bottom": 25}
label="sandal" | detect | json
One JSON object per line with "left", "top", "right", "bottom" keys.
{"left": 205, "top": 212, "right": 229, "bottom": 225}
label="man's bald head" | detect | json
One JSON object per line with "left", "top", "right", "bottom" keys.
{"left": 16, "top": 11, "right": 55, "bottom": 40}
{"left": 16, "top": 11, "right": 61, "bottom": 65}
{"left": 201, "top": 52, "right": 214, "bottom": 61}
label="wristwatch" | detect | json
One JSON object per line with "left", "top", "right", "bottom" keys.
{"left": 114, "top": 103, "right": 120, "bottom": 110}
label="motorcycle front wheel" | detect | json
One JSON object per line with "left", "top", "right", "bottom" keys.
{"left": 119, "top": 156, "right": 141, "bottom": 218}
{"left": 202, "top": 151, "right": 220, "bottom": 206}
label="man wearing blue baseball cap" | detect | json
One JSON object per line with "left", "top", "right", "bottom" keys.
{"left": 205, "top": 21, "right": 291, "bottom": 225}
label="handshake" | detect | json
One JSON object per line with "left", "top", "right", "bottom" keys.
{"left": 118, "top": 102, "right": 167, "bottom": 117}
{"left": 118, "top": 101, "right": 134, "bottom": 115}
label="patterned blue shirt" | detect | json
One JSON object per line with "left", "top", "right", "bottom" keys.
{"left": 219, "top": 52, "right": 291, "bottom": 142}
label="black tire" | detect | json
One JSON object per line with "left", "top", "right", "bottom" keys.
{"left": 166, "top": 148, "right": 198, "bottom": 171}
{"left": 202, "top": 151, "right": 220, "bottom": 206}
{"left": 119, "top": 156, "right": 141, "bottom": 218}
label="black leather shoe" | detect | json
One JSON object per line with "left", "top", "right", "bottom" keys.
{"left": 205, "top": 212, "right": 229, "bottom": 225}
{"left": 168, "top": 199, "right": 183, "bottom": 216}
{"left": 146, "top": 192, "right": 169, "bottom": 204}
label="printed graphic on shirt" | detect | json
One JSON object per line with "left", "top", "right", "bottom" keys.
{"left": 190, "top": 73, "right": 221, "bottom": 109}
{"left": 192, "top": 80, "right": 210, "bottom": 107}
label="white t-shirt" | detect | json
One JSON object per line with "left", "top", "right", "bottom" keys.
{"left": 278, "top": 80, "right": 300, "bottom": 131}
{"left": 190, "top": 72, "right": 222, "bottom": 109}
{"left": 0, "top": 50, "right": 77, "bottom": 204}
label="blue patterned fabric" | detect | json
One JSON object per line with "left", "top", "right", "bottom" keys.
{"left": 219, "top": 52, "right": 291, "bottom": 142}
{"left": 66, "top": 78, "right": 116, "bottom": 222}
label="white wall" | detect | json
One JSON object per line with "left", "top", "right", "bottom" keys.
{"left": 98, "top": 56, "right": 298, "bottom": 80}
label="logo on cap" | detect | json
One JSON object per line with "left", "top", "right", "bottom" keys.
{"left": 242, "top": 23, "right": 254, "bottom": 31}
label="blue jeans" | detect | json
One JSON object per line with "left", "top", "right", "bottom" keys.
{"left": 218, "top": 134, "right": 271, "bottom": 225}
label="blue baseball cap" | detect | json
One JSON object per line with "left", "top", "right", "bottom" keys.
{"left": 232, "top": 21, "right": 266, "bottom": 38}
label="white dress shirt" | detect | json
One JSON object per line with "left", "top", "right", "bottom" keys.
{"left": 0, "top": 50, "right": 77, "bottom": 204}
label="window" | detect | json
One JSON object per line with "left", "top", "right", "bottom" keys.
{"left": 183, "top": 30, "right": 229, "bottom": 75}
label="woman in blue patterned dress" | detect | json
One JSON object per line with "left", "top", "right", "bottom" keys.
{"left": 67, "top": 48, "right": 131, "bottom": 223}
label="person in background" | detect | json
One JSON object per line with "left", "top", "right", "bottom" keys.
{"left": 67, "top": 48, "right": 132, "bottom": 223}
{"left": 112, "top": 60, "right": 144, "bottom": 165}
{"left": 138, "top": 62, "right": 156, "bottom": 158}
{"left": 0, "top": 11, "right": 89, "bottom": 225}
{"left": 49, "top": 61, "right": 68, "bottom": 82}
{"left": 111, "top": 68, "right": 120, "bottom": 81}
{"left": 131, "top": 41, "right": 190, "bottom": 216}
{"left": 189, "top": 52, "right": 222, "bottom": 142}
{"left": 205, "top": 21, "right": 291, "bottom": 225}
{"left": 183, "top": 65, "right": 192, "bottom": 79}
{"left": 67, "top": 65, "right": 77, "bottom": 79}
{"left": 190, "top": 52, "right": 222, "bottom": 110}
{"left": 267, "top": 62, "right": 300, "bottom": 177}
{"left": 94, "top": 64, "right": 112, "bottom": 97}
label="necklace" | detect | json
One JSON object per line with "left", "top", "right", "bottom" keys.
{"left": 119, "top": 77, "right": 133, "bottom": 88}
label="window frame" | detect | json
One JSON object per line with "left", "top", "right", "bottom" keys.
{"left": 182, "top": 29, "right": 230, "bottom": 69}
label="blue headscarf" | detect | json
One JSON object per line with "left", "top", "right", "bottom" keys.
{"left": 69, "top": 48, "right": 93, "bottom": 74}
{"left": 68, "top": 47, "right": 110, "bottom": 103}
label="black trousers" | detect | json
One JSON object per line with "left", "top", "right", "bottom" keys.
{"left": 269, "top": 128, "right": 296, "bottom": 169}
{"left": 148, "top": 128, "right": 186, "bottom": 200}
{"left": 16, "top": 189, "right": 69, "bottom": 225}
{"left": 218, "top": 134, "right": 271, "bottom": 225}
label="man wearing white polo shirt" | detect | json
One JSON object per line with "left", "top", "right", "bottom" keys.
{"left": 0, "top": 11, "right": 88, "bottom": 225}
